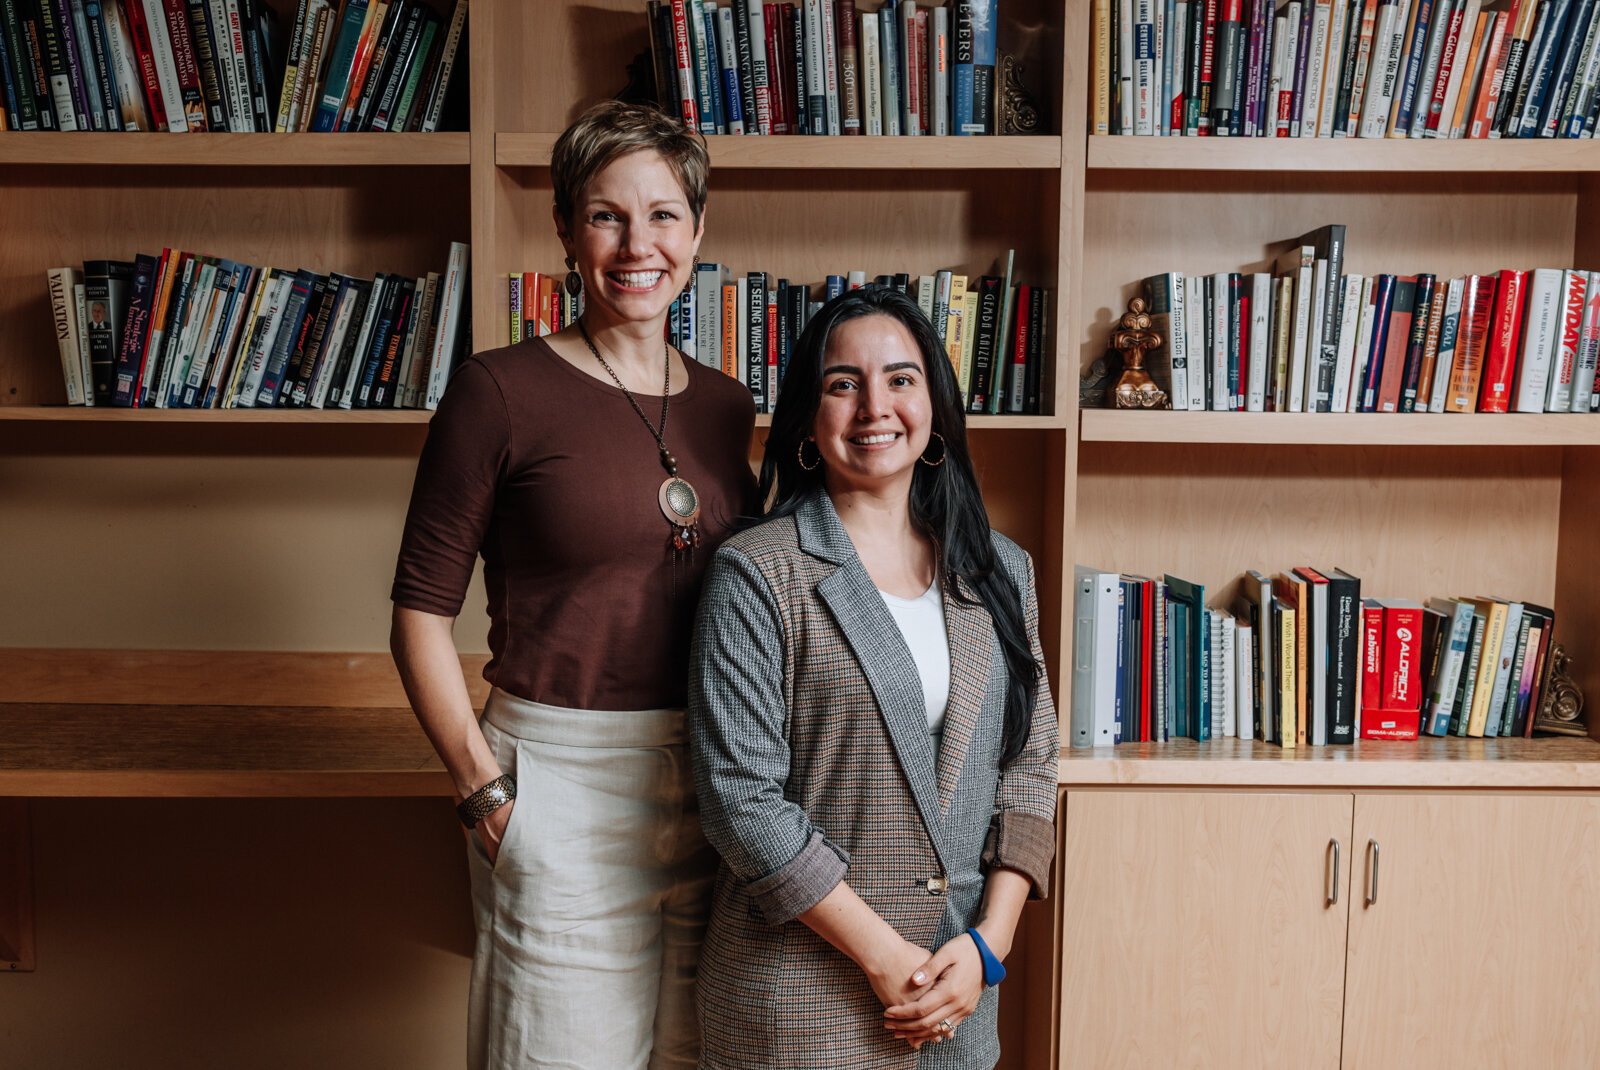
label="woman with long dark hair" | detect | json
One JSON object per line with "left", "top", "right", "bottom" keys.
{"left": 689, "top": 286, "right": 1060, "bottom": 1068}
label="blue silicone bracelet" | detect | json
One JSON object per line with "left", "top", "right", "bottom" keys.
{"left": 967, "top": 927, "right": 1007, "bottom": 987}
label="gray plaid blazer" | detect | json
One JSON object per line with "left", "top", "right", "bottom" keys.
{"left": 689, "top": 492, "right": 1059, "bottom": 1070}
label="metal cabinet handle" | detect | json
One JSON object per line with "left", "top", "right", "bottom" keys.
{"left": 1326, "top": 839, "right": 1340, "bottom": 906}
{"left": 1365, "top": 839, "right": 1380, "bottom": 907}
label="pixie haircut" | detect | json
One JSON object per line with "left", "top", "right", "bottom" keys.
{"left": 551, "top": 101, "right": 709, "bottom": 229}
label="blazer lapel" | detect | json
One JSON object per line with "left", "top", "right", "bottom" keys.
{"left": 935, "top": 576, "right": 993, "bottom": 815}
{"left": 799, "top": 495, "right": 951, "bottom": 869}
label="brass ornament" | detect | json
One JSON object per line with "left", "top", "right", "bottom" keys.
{"left": 1109, "top": 296, "right": 1170, "bottom": 409}
{"left": 1533, "top": 644, "right": 1587, "bottom": 737}
{"left": 998, "top": 54, "right": 1042, "bottom": 135}
{"left": 1079, "top": 352, "right": 1122, "bottom": 409}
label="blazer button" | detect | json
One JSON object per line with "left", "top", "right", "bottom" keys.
{"left": 925, "top": 875, "right": 949, "bottom": 895}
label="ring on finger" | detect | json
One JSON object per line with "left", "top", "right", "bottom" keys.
{"left": 938, "top": 1018, "right": 955, "bottom": 1035}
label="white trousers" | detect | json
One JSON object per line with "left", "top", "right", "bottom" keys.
{"left": 466, "top": 688, "right": 715, "bottom": 1070}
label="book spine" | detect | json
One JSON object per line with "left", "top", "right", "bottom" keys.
{"left": 748, "top": 0, "right": 774, "bottom": 134}
{"left": 1362, "top": 601, "right": 1384, "bottom": 711}
{"left": 687, "top": 0, "right": 719, "bottom": 133}
{"left": 967, "top": 275, "right": 1002, "bottom": 412}
{"left": 928, "top": 3, "right": 947, "bottom": 134}
{"left": 1541, "top": 268, "right": 1586, "bottom": 410}
{"left": 668, "top": 0, "right": 699, "bottom": 127}
{"left": 419, "top": 0, "right": 465, "bottom": 133}
{"left": 1398, "top": 272, "right": 1437, "bottom": 410}
{"left": 860, "top": 9, "right": 880, "bottom": 133}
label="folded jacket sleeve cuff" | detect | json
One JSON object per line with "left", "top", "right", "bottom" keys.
{"left": 745, "top": 829, "right": 849, "bottom": 925}
{"left": 982, "top": 810, "right": 1057, "bottom": 899}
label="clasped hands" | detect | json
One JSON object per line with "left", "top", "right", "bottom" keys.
{"left": 869, "top": 934, "right": 986, "bottom": 1051}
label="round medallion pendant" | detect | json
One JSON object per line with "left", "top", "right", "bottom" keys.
{"left": 659, "top": 476, "right": 701, "bottom": 525}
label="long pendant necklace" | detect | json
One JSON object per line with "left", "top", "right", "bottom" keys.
{"left": 577, "top": 319, "right": 702, "bottom": 551}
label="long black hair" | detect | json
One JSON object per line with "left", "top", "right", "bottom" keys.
{"left": 759, "top": 286, "right": 1038, "bottom": 766}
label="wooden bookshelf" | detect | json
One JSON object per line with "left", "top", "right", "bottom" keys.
{"left": 1080, "top": 411, "right": 1600, "bottom": 446}
{"left": 0, "top": 132, "right": 472, "bottom": 167}
{"left": 496, "top": 132, "right": 1064, "bottom": 169}
{"left": 0, "top": 406, "right": 436, "bottom": 423}
{"left": 1087, "top": 135, "right": 1600, "bottom": 173}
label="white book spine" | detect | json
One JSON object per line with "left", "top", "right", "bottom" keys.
{"left": 141, "top": 0, "right": 191, "bottom": 132}
{"left": 237, "top": 275, "right": 294, "bottom": 407}
{"left": 1248, "top": 272, "right": 1271, "bottom": 411}
{"left": 1304, "top": 259, "right": 1328, "bottom": 409}
{"left": 1135, "top": 0, "right": 1156, "bottom": 134}
{"left": 931, "top": 6, "right": 949, "bottom": 135}
{"left": 183, "top": 278, "right": 230, "bottom": 402}
{"left": 1236, "top": 622, "right": 1254, "bottom": 740}
{"left": 1349, "top": 276, "right": 1377, "bottom": 412}
{"left": 1172, "top": 3, "right": 1191, "bottom": 136}
{"left": 206, "top": 268, "right": 256, "bottom": 408}
{"left": 862, "top": 13, "right": 884, "bottom": 135}
{"left": 1268, "top": 14, "right": 1288, "bottom": 136}
{"left": 1211, "top": 272, "right": 1230, "bottom": 412}
{"left": 1571, "top": 270, "right": 1600, "bottom": 412}
{"left": 745, "top": 0, "right": 772, "bottom": 135}
{"left": 1300, "top": 0, "right": 1333, "bottom": 137}
{"left": 1330, "top": 273, "right": 1365, "bottom": 413}
{"left": 313, "top": 279, "right": 360, "bottom": 409}
{"left": 73, "top": 280, "right": 92, "bottom": 401}
{"left": 734, "top": 277, "right": 749, "bottom": 389}
{"left": 425, "top": 242, "right": 470, "bottom": 409}
{"left": 1288, "top": 262, "right": 1313, "bottom": 412}
{"left": 1540, "top": 269, "right": 1586, "bottom": 412}
{"left": 206, "top": 0, "right": 243, "bottom": 130}
{"left": 222, "top": 0, "right": 256, "bottom": 132}
{"left": 1170, "top": 273, "right": 1190, "bottom": 410}
{"left": 715, "top": 7, "right": 746, "bottom": 134}
{"left": 1154, "top": 0, "right": 1168, "bottom": 136}
{"left": 1359, "top": 0, "right": 1405, "bottom": 136}
{"left": 1093, "top": 571, "right": 1119, "bottom": 746}
{"left": 1281, "top": 5, "right": 1304, "bottom": 135}
{"left": 1428, "top": 276, "right": 1464, "bottom": 412}
{"left": 819, "top": 0, "right": 840, "bottom": 134}
{"left": 48, "top": 269, "right": 85, "bottom": 404}
{"left": 1511, "top": 267, "right": 1563, "bottom": 412}
{"left": 338, "top": 277, "right": 385, "bottom": 409}
{"left": 1317, "top": 0, "right": 1349, "bottom": 137}
{"left": 1185, "top": 274, "right": 1206, "bottom": 409}
{"left": 1118, "top": 0, "right": 1136, "bottom": 133}
{"left": 221, "top": 270, "right": 272, "bottom": 407}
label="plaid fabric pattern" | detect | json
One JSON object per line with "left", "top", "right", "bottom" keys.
{"left": 689, "top": 493, "right": 1059, "bottom": 1070}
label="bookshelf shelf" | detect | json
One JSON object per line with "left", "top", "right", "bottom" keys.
{"left": 1087, "top": 135, "right": 1600, "bottom": 174}
{"left": 753, "top": 413, "right": 1068, "bottom": 430}
{"left": 1079, "top": 411, "right": 1600, "bottom": 446}
{"left": 1059, "top": 735, "right": 1600, "bottom": 789}
{"left": 0, "top": 406, "right": 434, "bottom": 423}
{"left": 0, "top": 132, "right": 472, "bottom": 167}
{"left": 495, "top": 132, "right": 1064, "bottom": 170}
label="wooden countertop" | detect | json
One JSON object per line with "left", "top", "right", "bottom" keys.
{"left": 1059, "top": 736, "right": 1600, "bottom": 790}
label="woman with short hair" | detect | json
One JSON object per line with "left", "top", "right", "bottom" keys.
{"left": 690, "top": 286, "right": 1060, "bottom": 1069}
{"left": 391, "top": 101, "right": 757, "bottom": 1069}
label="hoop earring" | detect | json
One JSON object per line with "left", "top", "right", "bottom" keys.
{"left": 919, "top": 432, "right": 947, "bottom": 467}
{"left": 564, "top": 255, "right": 583, "bottom": 298}
{"left": 797, "top": 439, "right": 821, "bottom": 471}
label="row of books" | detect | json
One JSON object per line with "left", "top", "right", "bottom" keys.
{"left": 269, "top": 0, "right": 465, "bottom": 133}
{"left": 0, "top": 0, "right": 464, "bottom": 134}
{"left": 1072, "top": 564, "right": 1560, "bottom": 747}
{"left": 48, "top": 241, "right": 470, "bottom": 410}
{"left": 647, "top": 0, "right": 1002, "bottom": 137}
{"left": 508, "top": 260, "right": 1046, "bottom": 415}
{"left": 1094, "top": 0, "right": 1600, "bottom": 140}
{"left": 1139, "top": 224, "right": 1600, "bottom": 413}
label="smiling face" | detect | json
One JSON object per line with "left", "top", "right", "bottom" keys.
{"left": 811, "top": 314, "right": 935, "bottom": 498}
{"left": 557, "top": 148, "right": 704, "bottom": 330}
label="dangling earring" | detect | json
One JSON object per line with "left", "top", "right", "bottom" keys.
{"left": 919, "top": 432, "right": 947, "bottom": 467}
{"left": 564, "top": 255, "right": 583, "bottom": 298}
{"left": 797, "top": 438, "right": 821, "bottom": 471}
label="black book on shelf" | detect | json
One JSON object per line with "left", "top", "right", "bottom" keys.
{"left": 966, "top": 274, "right": 1004, "bottom": 414}
{"left": 83, "top": 259, "right": 133, "bottom": 408}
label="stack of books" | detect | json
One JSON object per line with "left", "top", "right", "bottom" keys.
{"left": 1094, "top": 0, "right": 1600, "bottom": 140}
{"left": 47, "top": 241, "right": 470, "bottom": 410}
{"left": 508, "top": 258, "right": 1049, "bottom": 415}
{"left": 1136, "top": 223, "right": 1600, "bottom": 413}
{"left": 1072, "top": 564, "right": 1559, "bottom": 748}
{"left": 0, "top": 0, "right": 466, "bottom": 133}
{"left": 647, "top": 0, "right": 1004, "bottom": 137}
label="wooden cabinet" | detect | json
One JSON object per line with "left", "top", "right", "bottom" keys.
{"left": 1053, "top": 745, "right": 1600, "bottom": 1070}
{"left": 1342, "top": 793, "right": 1600, "bottom": 1069}
{"left": 1059, "top": 790, "right": 1353, "bottom": 1068}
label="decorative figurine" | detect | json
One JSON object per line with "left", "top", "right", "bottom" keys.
{"left": 999, "top": 54, "right": 1043, "bottom": 135}
{"left": 1109, "top": 296, "right": 1169, "bottom": 409}
{"left": 1079, "top": 352, "right": 1122, "bottom": 410}
{"left": 1534, "top": 644, "right": 1588, "bottom": 737}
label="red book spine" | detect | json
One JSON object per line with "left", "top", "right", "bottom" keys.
{"left": 160, "top": 0, "right": 205, "bottom": 130}
{"left": 915, "top": 9, "right": 929, "bottom": 133}
{"left": 1011, "top": 285, "right": 1030, "bottom": 403}
{"left": 1424, "top": 5, "right": 1467, "bottom": 134}
{"left": 1198, "top": 0, "right": 1218, "bottom": 134}
{"left": 119, "top": 0, "right": 169, "bottom": 132}
{"left": 766, "top": 290, "right": 778, "bottom": 405}
{"left": 766, "top": 5, "right": 790, "bottom": 134}
{"left": 1382, "top": 603, "right": 1424, "bottom": 712}
{"left": 669, "top": 0, "right": 699, "bottom": 128}
{"left": 1362, "top": 601, "right": 1384, "bottom": 713}
{"left": 1362, "top": 708, "right": 1421, "bottom": 740}
{"left": 1478, "top": 269, "right": 1528, "bottom": 412}
{"left": 1140, "top": 579, "right": 1154, "bottom": 741}
{"left": 1238, "top": 291, "right": 1250, "bottom": 408}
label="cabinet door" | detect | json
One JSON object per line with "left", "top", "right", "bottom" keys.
{"left": 1058, "top": 791, "right": 1353, "bottom": 1069}
{"left": 1342, "top": 793, "right": 1600, "bottom": 1069}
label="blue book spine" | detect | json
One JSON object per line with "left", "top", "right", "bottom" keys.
{"left": 713, "top": 5, "right": 744, "bottom": 132}
{"left": 826, "top": 274, "right": 846, "bottom": 300}
{"left": 1392, "top": 0, "right": 1437, "bottom": 136}
{"left": 690, "top": 0, "right": 720, "bottom": 134}
{"left": 969, "top": 0, "right": 997, "bottom": 134}
{"left": 954, "top": 0, "right": 974, "bottom": 134}
{"left": 1518, "top": 0, "right": 1576, "bottom": 136}
{"left": 876, "top": 0, "right": 900, "bottom": 136}
{"left": 1543, "top": 0, "right": 1596, "bottom": 136}
{"left": 1113, "top": 582, "right": 1127, "bottom": 744}
{"left": 1360, "top": 275, "right": 1397, "bottom": 412}
{"left": 1196, "top": 610, "right": 1211, "bottom": 742}
{"left": 312, "top": 0, "right": 372, "bottom": 132}
{"left": 258, "top": 272, "right": 315, "bottom": 407}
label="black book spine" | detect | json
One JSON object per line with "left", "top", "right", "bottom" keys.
{"left": 1228, "top": 273, "right": 1243, "bottom": 409}
{"left": 1327, "top": 574, "right": 1360, "bottom": 744}
{"left": 60, "top": 0, "right": 102, "bottom": 128}
{"left": 238, "top": 0, "right": 272, "bottom": 131}
{"left": 1315, "top": 225, "right": 1346, "bottom": 411}
{"left": 775, "top": 278, "right": 790, "bottom": 397}
{"left": 790, "top": 3, "right": 806, "bottom": 135}
{"left": 325, "top": 279, "right": 373, "bottom": 408}
{"left": 356, "top": 276, "right": 404, "bottom": 408}
{"left": 746, "top": 271, "right": 768, "bottom": 412}
{"left": 277, "top": 274, "right": 330, "bottom": 407}
{"left": 1202, "top": 273, "right": 1215, "bottom": 409}
{"left": 371, "top": 278, "right": 416, "bottom": 408}
{"left": 966, "top": 275, "right": 1003, "bottom": 413}
{"left": 1, "top": 0, "right": 42, "bottom": 128}
{"left": 288, "top": 274, "right": 343, "bottom": 407}
{"left": 111, "top": 254, "right": 160, "bottom": 407}
{"left": 35, "top": 0, "right": 81, "bottom": 128}
{"left": 1398, "top": 273, "right": 1437, "bottom": 412}
{"left": 354, "top": 0, "right": 406, "bottom": 131}
{"left": 83, "top": 1, "right": 123, "bottom": 128}
{"left": 17, "top": 0, "right": 57, "bottom": 128}
{"left": 184, "top": 0, "right": 227, "bottom": 129}
{"left": 1024, "top": 285, "right": 1046, "bottom": 414}
{"left": 372, "top": 3, "right": 425, "bottom": 130}
{"left": 257, "top": 270, "right": 316, "bottom": 407}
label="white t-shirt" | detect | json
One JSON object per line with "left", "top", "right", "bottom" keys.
{"left": 879, "top": 578, "right": 952, "bottom": 735}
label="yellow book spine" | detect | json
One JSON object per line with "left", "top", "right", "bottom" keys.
{"left": 1467, "top": 600, "right": 1507, "bottom": 736}
{"left": 959, "top": 291, "right": 979, "bottom": 401}
{"left": 946, "top": 274, "right": 969, "bottom": 376}
{"left": 1280, "top": 606, "right": 1297, "bottom": 748}
{"left": 721, "top": 283, "right": 738, "bottom": 380}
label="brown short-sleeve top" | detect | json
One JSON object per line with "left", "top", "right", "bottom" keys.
{"left": 392, "top": 336, "right": 759, "bottom": 711}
